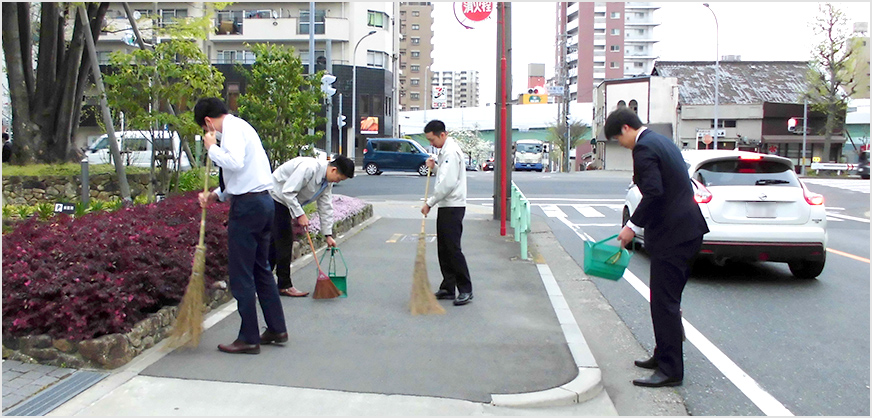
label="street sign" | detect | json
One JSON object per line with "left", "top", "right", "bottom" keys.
{"left": 547, "top": 86, "right": 564, "bottom": 96}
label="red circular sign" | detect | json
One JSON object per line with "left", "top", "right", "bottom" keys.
{"left": 768, "top": 145, "right": 777, "bottom": 154}
{"left": 462, "top": 2, "right": 493, "bottom": 21}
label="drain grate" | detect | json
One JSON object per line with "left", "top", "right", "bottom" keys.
{"left": 3, "top": 371, "right": 107, "bottom": 416}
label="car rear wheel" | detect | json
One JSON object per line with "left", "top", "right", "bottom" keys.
{"left": 788, "top": 254, "right": 825, "bottom": 279}
{"left": 417, "top": 163, "right": 430, "bottom": 176}
{"left": 365, "top": 163, "right": 380, "bottom": 175}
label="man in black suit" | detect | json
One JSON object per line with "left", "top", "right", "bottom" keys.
{"left": 606, "top": 107, "right": 709, "bottom": 387}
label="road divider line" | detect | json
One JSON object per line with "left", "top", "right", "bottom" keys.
{"left": 826, "top": 248, "right": 870, "bottom": 263}
{"left": 825, "top": 212, "right": 870, "bottom": 223}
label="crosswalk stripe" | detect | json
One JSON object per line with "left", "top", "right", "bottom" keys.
{"left": 540, "top": 204, "right": 566, "bottom": 218}
{"left": 570, "top": 204, "right": 606, "bottom": 218}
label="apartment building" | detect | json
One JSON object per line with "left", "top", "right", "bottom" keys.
{"left": 557, "top": 2, "right": 659, "bottom": 103}
{"left": 89, "top": 2, "right": 399, "bottom": 161}
{"left": 398, "top": 2, "right": 434, "bottom": 111}
{"left": 431, "top": 70, "right": 480, "bottom": 108}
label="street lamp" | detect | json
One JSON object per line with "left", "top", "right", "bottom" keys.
{"left": 351, "top": 30, "right": 377, "bottom": 164}
{"left": 704, "top": 3, "right": 719, "bottom": 149}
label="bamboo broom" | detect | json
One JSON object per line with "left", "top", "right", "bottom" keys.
{"left": 167, "top": 158, "right": 212, "bottom": 349}
{"left": 410, "top": 166, "right": 445, "bottom": 315}
{"left": 309, "top": 230, "right": 342, "bottom": 299}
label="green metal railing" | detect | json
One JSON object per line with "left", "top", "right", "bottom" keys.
{"left": 510, "top": 181, "right": 532, "bottom": 260}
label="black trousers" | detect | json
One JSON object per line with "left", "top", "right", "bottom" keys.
{"left": 268, "top": 200, "right": 295, "bottom": 290}
{"left": 227, "top": 192, "right": 286, "bottom": 344}
{"left": 436, "top": 207, "right": 472, "bottom": 294}
{"left": 648, "top": 236, "right": 702, "bottom": 380}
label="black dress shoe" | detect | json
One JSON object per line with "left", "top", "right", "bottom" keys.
{"left": 632, "top": 370, "right": 682, "bottom": 387}
{"left": 260, "top": 330, "right": 289, "bottom": 345}
{"left": 218, "top": 339, "right": 260, "bottom": 354}
{"left": 453, "top": 292, "right": 473, "bottom": 306}
{"left": 434, "top": 289, "right": 455, "bottom": 300}
{"left": 634, "top": 356, "right": 658, "bottom": 370}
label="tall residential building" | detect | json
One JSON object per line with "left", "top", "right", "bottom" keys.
{"left": 432, "top": 70, "right": 480, "bottom": 108}
{"left": 848, "top": 22, "right": 870, "bottom": 99}
{"left": 557, "top": 2, "right": 659, "bottom": 103}
{"left": 88, "top": 2, "right": 398, "bottom": 161}
{"left": 398, "top": 2, "right": 434, "bottom": 111}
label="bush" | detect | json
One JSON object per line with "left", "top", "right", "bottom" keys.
{"left": 2, "top": 191, "right": 230, "bottom": 341}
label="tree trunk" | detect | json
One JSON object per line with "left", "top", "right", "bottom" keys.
{"left": 2, "top": 3, "right": 39, "bottom": 164}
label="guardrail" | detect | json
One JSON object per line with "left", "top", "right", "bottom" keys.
{"left": 810, "top": 162, "right": 857, "bottom": 175}
{"left": 510, "top": 182, "right": 532, "bottom": 260}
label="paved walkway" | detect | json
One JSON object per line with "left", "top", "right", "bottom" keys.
{"left": 5, "top": 201, "right": 618, "bottom": 416}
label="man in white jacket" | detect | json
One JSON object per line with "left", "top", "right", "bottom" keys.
{"left": 269, "top": 154, "right": 355, "bottom": 297}
{"left": 421, "top": 120, "right": 474, "bottom": 306}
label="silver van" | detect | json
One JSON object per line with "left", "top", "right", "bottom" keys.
{"left": 86, "top": 130, "right": 191, "bottom": 170}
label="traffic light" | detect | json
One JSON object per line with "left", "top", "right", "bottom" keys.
{"left": 338, "top": 114, "right": 347, "bottom": 127}
{"left": 320, "top": 73, "right": 337, "bottom": 97}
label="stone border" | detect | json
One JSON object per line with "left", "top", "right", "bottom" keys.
{"left": 2, "top": 204, "right": 373, "bottom": 370}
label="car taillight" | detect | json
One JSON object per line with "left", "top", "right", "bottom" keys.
{"left": 692, "top": 180, "right": 712, "bottom": 203}
{"left": 801, "top": 182, "right": 824, "bottom": 205}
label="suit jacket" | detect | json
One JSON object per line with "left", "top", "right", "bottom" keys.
{"left": 630, "top": 129, "right": 709, "bottom": 254}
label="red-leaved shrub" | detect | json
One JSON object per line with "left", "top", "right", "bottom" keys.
{"left": 2, "top": 191, "right": 230, "bottom": 341}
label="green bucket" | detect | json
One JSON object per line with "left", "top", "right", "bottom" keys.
{"left": 319, "top": 247, "right": 348, "bottom": 298}
{"left": 583, "top": 234, "right": 632, "bottom": 281}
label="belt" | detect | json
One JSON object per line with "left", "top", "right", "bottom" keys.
{"left": 231, "top": 190, "right": 270, "bottom": 199}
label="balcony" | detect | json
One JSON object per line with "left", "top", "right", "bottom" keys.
{"left": 212, "top": 16, "right": 349, "bottom": 42}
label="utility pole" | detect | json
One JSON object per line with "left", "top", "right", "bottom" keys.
{"left": 308, "top": 2, "right": 315, "bottom": 138}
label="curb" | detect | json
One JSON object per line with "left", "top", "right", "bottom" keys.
{"left": 489, "top": 255, "right": 604, "bottom": 408}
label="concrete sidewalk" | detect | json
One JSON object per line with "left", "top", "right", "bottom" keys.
{"left": 9, "top": 201, "right": 617, "bottom": 416}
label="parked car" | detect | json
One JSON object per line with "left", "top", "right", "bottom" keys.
{"left": 362, "top": 137, "right": 435, "bottom": 176}
{"left": 481, "top": 158, "right": 495, "bottom": 171}
{"left": 623, "top": 150, "right": 827, "bottom": 279}
{"left": 85, "top": 130, "right": 191, "bottom": 170}
{"left": 858, "top": 149, "right": 870, "bottom": 180}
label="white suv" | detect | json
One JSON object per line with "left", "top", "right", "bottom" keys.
{"left": 623, "top": 150, "right": 827, "bottom": 279}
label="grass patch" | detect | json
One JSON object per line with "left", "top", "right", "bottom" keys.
{"left": 2, "top": 163, "right": 152, "bottom": 177}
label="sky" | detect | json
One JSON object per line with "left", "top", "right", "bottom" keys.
{"left": 430, "top": 1, "right": 871, "bottom": 104}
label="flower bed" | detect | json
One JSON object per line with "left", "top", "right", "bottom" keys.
{"left": 2, "top": 191, "right": 372, "bottom": 369}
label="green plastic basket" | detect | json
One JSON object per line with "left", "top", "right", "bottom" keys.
{"left": 319, "top": 247, "right": 348, "bottom": 298}
{"left": 583, "top": 234, "right": 632, "bottom": 281}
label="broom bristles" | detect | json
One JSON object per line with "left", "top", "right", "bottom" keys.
{"left": 167, "top": 244, "right": 207, "bottom": 349}
{"left": 312, "top": 274, "right": 342, "bottom": 299}
{"left": 410, "top": 232, "right": 445, "bottom": 315}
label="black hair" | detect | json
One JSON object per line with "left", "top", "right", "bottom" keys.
{"left": 603, "top": 107, "right": 643, "bottom": 140}
{"left": 330, "top": 154, "right": 355, "bottom": 179}
{"left": 193, "top": 98, "right": 229, "bottom": 128}
{"left": 423, "top": 119, "right": 446, "bottom": 136}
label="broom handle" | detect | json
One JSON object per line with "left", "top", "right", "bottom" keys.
{"left": 198, "top": 157, "right": 212, "bottom": 247}
{"left": 306, "top": 230, "right": 324, "bottom": 273}
{"left": 421, "top": 165, "right": 432, "bottom": 235}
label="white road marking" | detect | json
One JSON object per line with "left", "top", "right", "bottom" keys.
{"left": 826, "top": 212, "right": 870, "bottom": 223}
{"left": 561, "top": 225, "right": 794, "bottom": 416}
{"left": 571, "top": 204, "right": 606, "bottom": 218}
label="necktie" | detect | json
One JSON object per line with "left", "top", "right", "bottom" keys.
{"left": 300, "top": 178, "right": 329, "bottom": 207}
{"left": 218, "top": 167, "right": 226, "bottom": 192}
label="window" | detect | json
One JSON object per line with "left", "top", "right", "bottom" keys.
{"left": 611, "top": 28, "right": 620, "bottom": 36}
{"left": 610, "top": 61, "right": 619, "bottom": 69}
{"left": 412, "top": 11, "right": 420, "bottom": 17}
{"left": 411, "top": 78, "right": 420, "bottom": 86}
{"left": 411, "top": 64, "right": 420, "bottom": 73}
{"left": 299, "top": 9, "right": 326, "bottom": 34}
{"left": 368, "top": 10, "right": 386, "bottom": 28}
{"left": 367, "top": 50, "right": 387, "bottom": 68}
{"left": 410, "top": 106, "right": 420, "bottom": 111}
{"left": 215, "top": 10, "right": 243, "bottom": 34}
{"left": 160, "top": 9, "right": 188, "bottom": 26}
{"left": 610, "top": 45, "right": 620, "bottom": 52}
{"left": 411, "top": 37, "right": 420, "bottom": 45}
{"left": 96, "top": 51, "right": 112, "bottom": 65}
{"left": 710, "top": 120, "right": 738, "bottom": 128}
{"left": 217, "top": 50, "right": 255, "bottom": 64}
{"left": 299, "top": 50, "right": 325, "bottom": 65}
{"left": 411, "top": 24, "right": 420, "bottom": 30}
{"left": 411, "top": 51, "right": 420, "bottom": 58}
{"left": 610, "top": 11, "right": 620, "bottom": 19}
{"left": 617, "top": 100, "right": 626, "bottom": 108}
{"left": 411, "top": 92, "right": 420, "bottom": 100}
{"left": 629, "top": 99, "right": 638, "bottom": 113}
{"left": 634, "top": 62, "right": 644, "bottom": 68}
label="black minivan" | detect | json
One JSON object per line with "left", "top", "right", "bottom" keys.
{"left": 362, "top": 138, "right": 434, "bottom": 176}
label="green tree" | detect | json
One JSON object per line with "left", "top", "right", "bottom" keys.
{"left": 236, "top": 43, "right": 326, "bottom": 170}
{"left": 102, "top": 8, "right": 225, "bottom": 195}
{"left": 804, "top": 3, "right": 858, "bottom": 162}
{"left": 546, "top": 118, "right": 591, "bottom": 172}
{"left": 2, "top": 3, "right": 109, "bottom": 164}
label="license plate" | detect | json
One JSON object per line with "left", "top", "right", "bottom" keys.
{"left": 746, "top": 202, "right": 777, "bottom": 218}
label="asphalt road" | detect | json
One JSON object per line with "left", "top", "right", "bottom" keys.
{"left": 343, "top": 169, "right": 870, "bottom": 416}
